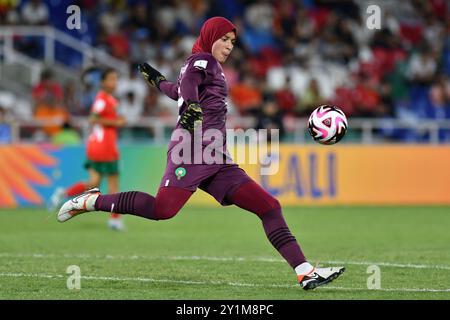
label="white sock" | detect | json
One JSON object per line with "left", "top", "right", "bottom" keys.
{"left": 85, "top": 194, "right": 99, "bottom": 211}
{"left": 295, "top": 262, "right": 315, "bottom": 275}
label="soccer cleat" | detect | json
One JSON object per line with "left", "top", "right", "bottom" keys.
{"left": 107, "top": 218, "right": 125, "bottom": 231}
{"left": 298, "top": 266, "right": 345, "bottom": 290}
{"left": 57, "top": 188, "right": 100, "bottom": 223}
{"left": 48, "top": 187, "right": 66, "bottom": 212}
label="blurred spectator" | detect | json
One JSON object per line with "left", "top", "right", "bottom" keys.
{"left": 273, "top": 0, "right": 298, "bottom": 52}
{"left": 80, "top": 67, "right": 102, "bottom": 114}
{"left": 142, "top": 87, "right": 173, "bottom": 118}
{"left": 407, "top": 44, "right": 438, "bottom": 86}
{"left": 130, "top": 29, "right": 156, "bottom": 64}
{"left": 353, "top": 74, "right": 382, "bottom": 117}
{"left": 241, "top": 1, "right": 276, "bottom": 54}
{"left": 386, "top": 60, "right": 409, "bottom": 103}
{"left": 290, "top": 8, "right": 318, "bottom": 60}
{"left": 256, "top": 95, "right": 285, "bottom": 142}
{"left": 99, "top": 0, "right": 125, "bottom": 35}
{"left": 117, "top": 65, "right": 148, "bottom": 123}
{"left": 429, "top": 74, "right": 450, "bottom": 118}
{"left": 318, "top": 0, "right": 360, "bottom": 21}
{"left": 0, "top": 90, "right": 33, "bottom": 120}
{"left": 274, "top": 75, "right": 297, "bottom": 115}
{"left": 2, "top": 0, "right": 450, "bottom": 143}
{"left": 119, "top": 92, "right": 139, "bottom": 122}
{"left": 0, "top": 0, "right": 20, "bottom": 25}
{"left": 423, "top": 15, "right": 445, "bottom": 53}
{"left": 334, "top": 18, "right": 358, "bottom": 63}
{"left": 97, "top": 1, "right": 130, "bottom": 59}
{"left": 21, "top": 0, "right": 49, "bottom": 25}
{"left": 318, "top": 15, "right": 358, "bottom": 65}
{"left": 0, "top": 106, "right": 13, "bottom": 144}
{"left": 105, "top": 31, "right": 130, "bottom": 59}
{"left": 222, "top": 59, "right": 240, "bottom": 88}
{"left": 127, "top": 2, "right": 150, "bottom": 31}
{"left": 63, "top": 81, "right": 83, "bottom": 116}
{"left": 0, "top": 105, "right": 13, "bottom": 123}
{"left": 229, "top": 72, "right": 263, "bottom": 115}
{"left": 32, "top": 69, "right": 64, "bottom": 109}
{"left": 245, "top": 0, "right": 273, "bottom": 31}
{"left": 32, "top": 69, "right": 69, "bottom": 137}
{"left": 429, "top": 0, "right": 448, "bottom": 21}
{"left": 13, "top": 0, "right": 50, "bottom": 58}
{"left": 348, "top": 13, "right": 375, "bottom": 48}
{"left": 249, "top": 47, "right": 282, "bottom": 78}
{"left": 51, "top": 122, "right": 81, "bottom": 145}
{"left": 377, "top": 82, "right": 395, "bottom": 118}
{"left": 177, "top": 0, "right": 210, "bottom": 34}
{"left": 296, "top": 78, "right": 325, "bottom": 116}
{"left": 332, "top": 85, "right": 356, "bottom": 116}
{"left": 34, "top": 99, "right": 69, "bottom": 138}
{"left": 370, "top": 27, "right": 398, "bottom": 50}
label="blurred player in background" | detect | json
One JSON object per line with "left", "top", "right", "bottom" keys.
{"left": 57, "top": 17, "right": 344, "bottom": 289}
{"left": 49, "top": 68, "right": 126, "bottom": 231}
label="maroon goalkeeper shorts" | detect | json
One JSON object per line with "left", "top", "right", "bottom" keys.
{"left": 159, "top": 162, "right": 253, "bottom": 206}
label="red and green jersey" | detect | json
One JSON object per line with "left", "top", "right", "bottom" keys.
{"left": 86, "top": 90, "right": 119, "bottom": 162}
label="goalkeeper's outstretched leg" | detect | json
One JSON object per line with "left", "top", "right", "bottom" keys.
{"left": 57, "top": 186, "right": 192, "bottom": 223}
{"left": 224, "top": 180, "right": 345, "bottom": 290}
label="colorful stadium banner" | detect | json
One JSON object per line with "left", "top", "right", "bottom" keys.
{"left": 1, "top": 144, "right": 449, "bottom": 208}
{"left": 235, "top": 145, "right": 450, "bottom": 205}
{"left": 0, "top": 145, "right": 58, "bottom": 207}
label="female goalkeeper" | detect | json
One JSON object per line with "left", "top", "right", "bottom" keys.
{"left": 57, "top": 16, "right": 344, "bottom": 290}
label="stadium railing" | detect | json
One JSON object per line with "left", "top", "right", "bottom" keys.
{"left": 0, "top": 26, "right": 129, "bottom": 100}
{"left": 3, "top": 117, "right": 450, "bottom": 144}
{"left": 0, "top": 26, "right": 128, "bottom": 75}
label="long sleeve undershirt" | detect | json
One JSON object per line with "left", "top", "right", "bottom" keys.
{"left": 158, "top": 81, "right": 179, "bottom": 101}
{"left": 159, "top": 68, "right": 205, "bottom": 105}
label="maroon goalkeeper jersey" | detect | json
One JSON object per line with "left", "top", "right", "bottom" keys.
{"left": 168, "top": 52, "right": 229, "bottom": 155}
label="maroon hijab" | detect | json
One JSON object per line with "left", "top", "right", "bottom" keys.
{"left": 192, "top": 17, "right": 236, "bottom": 54}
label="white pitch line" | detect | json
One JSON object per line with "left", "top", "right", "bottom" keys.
{"left": 171, "top": 256, "right": 450, "bottom": 271}
{"left": 0, "top": 272, "right": 294, "bottom": 288}
{"left": 324, "top": 260, "right": 450, "bottom": 271}
{"left": 0, "top": 252, "right": 450, "bottom": 271}
{"left": 322, "top": 286, "right": 450, "bottom": 293}
{"left": 0, "top": 272, "right": 449, "bottom": 293}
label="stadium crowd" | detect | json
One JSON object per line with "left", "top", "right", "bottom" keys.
{"left": 0, "top": 0, "right": 450, "bottom": 142}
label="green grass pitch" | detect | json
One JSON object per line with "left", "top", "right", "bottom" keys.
{"left": 0, "top": 205, "right": 449, "bottom": 300}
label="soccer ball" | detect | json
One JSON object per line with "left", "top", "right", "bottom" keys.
{"left": 307, "top": 105, "right": 348, "bottom": 145}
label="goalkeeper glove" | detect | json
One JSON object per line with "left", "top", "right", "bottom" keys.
{"left": 179, "top": 102, "right": 203, "bottom": 131}
{"left": 138, "top": 63, "right": 166, "bottom": 89}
